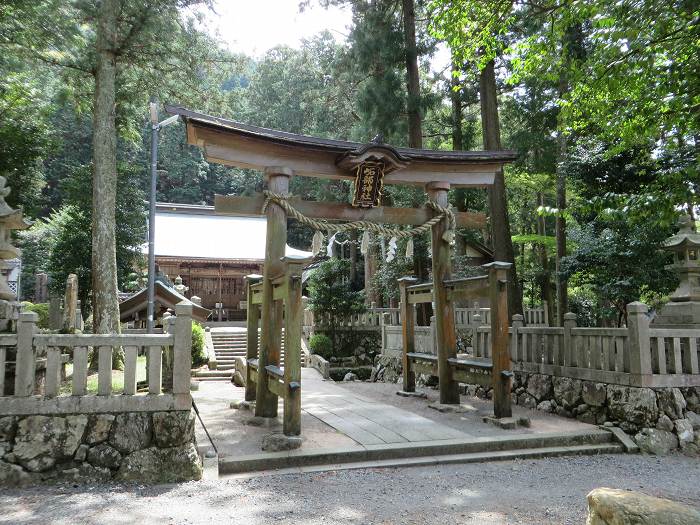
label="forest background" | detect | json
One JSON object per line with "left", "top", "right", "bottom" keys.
{"left": 2, "top": 0, "right": 698, "bottom": 329}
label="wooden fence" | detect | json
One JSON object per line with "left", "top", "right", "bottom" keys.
{"left": 382, "top": 302, "right": 700, "bottom": 388}
{"left": 0, "top": 301, "right": 194, "bottom": 416}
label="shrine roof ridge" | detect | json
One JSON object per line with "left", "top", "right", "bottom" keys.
{"left": 165, "top": 105, "right": 517, "bottom": 164}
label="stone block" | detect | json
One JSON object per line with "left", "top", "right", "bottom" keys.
{"left": 428, "top": 402, "right": 478, "bottom": 414}
{"left": 537, "top": 400, "right": 555, "bottom": 413}
{"left": 152, "top": 411, "right": 195, "bottom": 448}
{"left": 13, "top": 415, "right": 87, "bottom": 472}
{"left": 518, "top": 393, "right": 537, "bottom": 409}
{"left": 582, "top": 382, "right": 607, "bottom": 407}
{"left": 687, "top": 411, "right": 700, "bottom": 431}
{"left": 87, "top": 443, "right": 122, "bottom": 469}
{"left": 0, "top": 416, "right": 17, "bottom": 442}
{"left": 109, "top": 413, "right": 152, "bottom": 454}
{"left": 117, "top": 444, "right": 202, "bottom": 484}
{"left": 0, "top": 460, "right": 31, "bottom": 487}
{"left": 526, "top": 374, "right": 552, "bottom": 402}
{"left": 553, "top": 377, "right": 583, "bottom": 408}
{"left": 634, "top": 428, "right": 679, "bottom": 455}
{"left": 586, "top": 487, "right": 700, "bottom": 525}
{"left": 657, "top": 388, "right": 686, "bottom": 420}
{"left": 674, "top": 419, "right": 694, "bottom": 448}
{"left": 261, "top": 433, "right": 303, "bottom": 451}
{"left": 60, "top": 463, "right": 112, "bottom": 483}
{"left": 74, "top": 444, "right": 89, "bottom": 462}
{"left": 656, "top": 414, "right": 674, "bottom": 432}
{"left": 607, "top": 386, "right": 658, "bottom": 433}
{"left": 85, "top": 414, "right": 115, "bottom": 445}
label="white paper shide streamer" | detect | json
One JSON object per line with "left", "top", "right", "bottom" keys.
{"left": 386, "top": 236, "right": 397, "bottom": 262}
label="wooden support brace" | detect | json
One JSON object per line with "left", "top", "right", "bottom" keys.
{"left": 245, "top": 274, "right": 262, "bottom": 402}
{"left": 398, "top": 277, "right": 418, "bottom": 393}
{"left": 486, "top": 261, "right": 513, "bottom": 419}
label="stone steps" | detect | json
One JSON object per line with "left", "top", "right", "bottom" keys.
{"left": 201, "top": 331, "right": 290, "bottom": 382}
{"left": 218, "top": 429, "right": 623, "bottom": 475}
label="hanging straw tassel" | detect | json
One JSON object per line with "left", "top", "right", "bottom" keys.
{"left": 360, "top": 230, "right": 370, "bottom": 256}
{"left": 326, "top": 233, "right": 337, "bottom": 257}
{"left": 405, "top": 237, "right": 414, "bottom": 258}
{"left": 311, "top": 230, "right": 324, "bottom": 256}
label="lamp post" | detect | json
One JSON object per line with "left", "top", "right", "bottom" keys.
{"left": 146, "top": 102, "right": 179, "bottom": 333}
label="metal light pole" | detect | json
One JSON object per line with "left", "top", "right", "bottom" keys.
{"left": 146, "top": 102, "right": 179, "bottom": 333}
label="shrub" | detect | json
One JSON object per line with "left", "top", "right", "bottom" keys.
{"left": 191, "top": 322, "right": 207, "bottom": 367}
{"left": 309, "top": 333, "right": 333, "bottom": 359}
{"left": 20, "top": 301, "right": 49, "bottom": 329}
{"left": 307, "top": 258, "right": 365, "bottom": 352}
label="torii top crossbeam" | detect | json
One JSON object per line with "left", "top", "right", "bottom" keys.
{"left": 165, "top": 105, "right": 516, "bottom": 188}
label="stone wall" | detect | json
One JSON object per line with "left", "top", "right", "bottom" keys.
{"left": 0, "top": 409, "right": 202, "bottom": 486}
{"left": 369, "top": 356, "right": 700, "bottom": 455}
{"left": 316, "top": 328, "right": 381, "bottom": 364}
{"left": 507, "top": 373, "right": 700, "bottom": 455}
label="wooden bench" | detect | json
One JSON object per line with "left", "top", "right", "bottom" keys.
{"left": 406, "top": 352, "right": 495, "bottom": 387}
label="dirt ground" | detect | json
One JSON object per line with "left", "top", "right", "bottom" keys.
{"left": 1, "top": 453, "right": 698, "bottom": 525}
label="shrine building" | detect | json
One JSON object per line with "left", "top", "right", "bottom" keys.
{"left": 151, "top": 202, "right": 311, "bottom": 321}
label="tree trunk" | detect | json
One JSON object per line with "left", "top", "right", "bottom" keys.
{"left": 555, "top": 61, "right": 570, "bottom": 326}
{"left": 402, "top": 0, "right": 422, "bottom": 148}
{"left": 451, "top": 61, "right": 463, "bottom": 150}
{"left": 537, "top": 193, "right": 554, "bottom": 325}
{"left": 92, "top": 0, "right": 122, "bottom": 364}
{"left": 479, "top": 59, "right": 523, "bottom": 319}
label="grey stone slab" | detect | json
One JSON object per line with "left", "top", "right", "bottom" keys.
{"left": 320, "top": 404, "right": 408, "bottom": 444}
{"left": 304, "top": 406, "right": 386, "bottom": 446}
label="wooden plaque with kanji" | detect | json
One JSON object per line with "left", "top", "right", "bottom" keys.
{"left": 352, "top": 161, "right": 384, "bottom": 208}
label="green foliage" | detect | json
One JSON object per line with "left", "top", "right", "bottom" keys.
{"left": 17, "top": 164, "right": 146, "bottom": 315}
{"left": 562, "top": 220, "right": 677, "bottom": 325}
{"left": 307, "top": 258, "right": 366, "bottom": 350}
{"left": 309, "top": 333, "right": 333, "bottom": 359}
{"left": 20, "top": 302, "right": 49, "bottom": 329}
{"left": 191, "top": 322, "right": 207, "bottom": 368}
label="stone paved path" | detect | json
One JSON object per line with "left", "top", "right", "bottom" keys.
{"left": 301, "top": 369, "right": 467, "bottom": 445}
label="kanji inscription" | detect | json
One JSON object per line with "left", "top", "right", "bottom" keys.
{"left": 352, "top": 161, "right": 384, "bottom": 208}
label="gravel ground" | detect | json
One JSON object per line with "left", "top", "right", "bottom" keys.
{"left": 1, "top": 453, "right": 698, "bottom": 525}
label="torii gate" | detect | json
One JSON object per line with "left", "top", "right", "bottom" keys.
{"left": 166, "top": 105, "right": 517, "bottom": 434}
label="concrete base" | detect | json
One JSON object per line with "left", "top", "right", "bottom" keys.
{"left": 652, "top": 301, "right": 700, "bottom": 328}
{"left": 219, "top": 429, "right": 623, "bottom": 475}
{"left": 230, "top": 399, "right": 254, "bottom": 410}
{"left": 428, "top": 402, "right": 478, "bottom": 414}
{"left": 241, "top": 415, "right": 278, "bottom": 428}
{"left": 396, "top": 390, "right": 428, "bottom": 399}
{"left": 482, "top": 416, "right": 531, "bottom": 430}
{"left": 261, "top": 433, "right": 303, "bottom": 452}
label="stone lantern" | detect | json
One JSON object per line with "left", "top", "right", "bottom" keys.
{"left": 173, "top": 275, "right": 188, "bottom": 296}
{"left": 0, "top": 177, "right": 31, "bottom": 329}
{"left": 653, "top": 214, "right": 700, "bottom": 327}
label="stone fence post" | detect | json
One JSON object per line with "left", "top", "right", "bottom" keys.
{"left": 563, "top": 312, "right": 577, "bottom": 367}
{"left": 380, "top": 312, "right": 391, "bottom": 352}
{"left": 627, "top": 301, "right": 652, "bottom": 376}
{"left": 511, "top": 314, "right": 524, "bottom": 360}
{"left": 173, "top": 301, "right": 193, "bottom": 396}
{"left": 15, "top": 311, "right": 38, "bottom": 397}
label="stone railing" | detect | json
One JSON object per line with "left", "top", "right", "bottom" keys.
{"left": 382, "top": 302, "right": 700, "bottom": 389}
{"left": 0, "top": 301, "right": 194, "bottom": 416}
{"left": 304, "top": 304, "right": 548, "bottom": 333}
